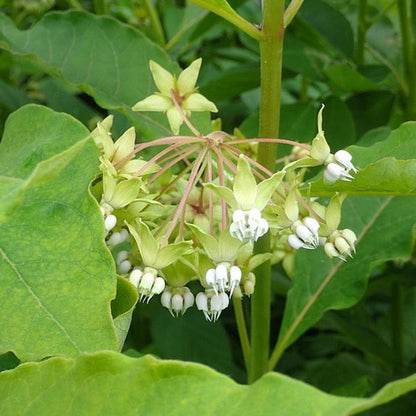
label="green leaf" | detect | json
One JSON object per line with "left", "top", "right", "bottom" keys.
{"left": 273, "top": 195, "right": 416, "bottom": 365}
{"left": 310, "top": 122, "right": 416, "bottom": 196}
{"left": 150, "top": 307, "right": 243, "bottom": 379}
{"left": 0, "top": 351, "right": 415, "bottom": 415}
{"left": 0, "top": 11, "right": 211, "bottom": 139}
{"left": 324, "top": 65, "right": 379, "bottom": 92}
{"left": 187, "top": 0, "right": 261, "bottom": 40}
{"left": 111, "top": 276, "right": 138, "bottom": 351}
{"left": 299, "top": 0, "right": 354, "bottom": 57}
{"left": 0, "top": 105, "right": 118, "bottom": 361}
{"left": 346, "top": 91, "right": 395, "bottom": 138}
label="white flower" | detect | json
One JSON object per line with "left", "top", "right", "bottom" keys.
{"left": 288, "top": 217, "right": 320, "bottom": 250}
{"left": 128, "top": 267, "right": 166, "bottom": 302}
{"left": 230, "top": 208, "right": 269, "bottom": 243}
{"left": 196, "top": 291, "right": 229, "bottom": 322}
{"left": 205, "top": 263, "right": 242, "bottom": 297}
{"left": 161, "top": 287, "right": 194, "bottom": 317}
{"left": 324, "top": 150, "right": 357, "bottom": 184}
{"left": 334, "top": 150, "right": 358, "bottom": 173}
{"left": 104, "top": 214, "right": 117, "bottom": 232}
{"left": 324, "top": 229, "right": 357, "bottom": 261}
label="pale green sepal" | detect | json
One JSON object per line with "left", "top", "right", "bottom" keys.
{"left": 112, "top": 127, "right": 136, "bottom": 164}
{"left": 149, "top": 60, "right": 175, "bottom": 95}
{"left": 132, "top": 94, "right": 171, "bottom": 112}
{"left": 284, "top": 157, "right": 321, "bottom": 171}
{"left": 91, "top": 115, "right": 114, "bottom": 159}
{"left": 162, "top": 257, "right": 197, "bottom": 287}
{"left": 126, "top": 221, "right": 159, "bottom": 266}
{"left": 119, "top": 159, "right": 159, "bottom": 177}
{"left": 325, "top": 193, "right": 346, "bottom": 233}
{"left": 284, "top": 188, "right": 299, "bottom": 223}
{"left": 183, "top": 93, "right": 218, "bottom": 113}
{"left": 104, "top": 178, "right": 143, "bottom": 209}
{"left": 177, "top": 58, "right": 201, "bottom": 95}
{"left": 204, "top": 183, "right": 237, "bottom": 210}
{"left": 255, "top": 170, "right": 286, "bottom": 210}
{"left": 187, "top": 223, "right": 220, "bottom": 261}
{"left": 218, "top": 229, "right": 243, "bottom": 262}
{"left": 234, "top": 155, "right": 257, "bottom": 209}
{"left": 156, "top": 241, "right": 193, "bottom": 269}
{"left": 166, "top": 106, "right": 183, "bottom": 135}
{"left": 248, "top": 253, "right": 272, "bottom": 271}
{"left": 310, "top": 105, "right": 331, "bottom": 164}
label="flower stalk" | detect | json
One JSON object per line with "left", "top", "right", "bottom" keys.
{"left": 249, "top": 0, "right": 285, "bottom": 384}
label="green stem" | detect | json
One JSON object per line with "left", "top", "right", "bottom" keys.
{"left": 233, "top": 297, "right": 250, "bottom": 371}
{"left": 397, "top": 0, "right": 416, "bottom": 119}
{"left": 355, "top": 0, "right": 368, "bottom": 66}
{"left": 143, "top": 0, "right": 166, "bottom": 47}
{"left": 283, "top": 0, "right": 304, "bottom": 28}
{"left": 93, "top": 0, "right": 108, "bottom": 15}
{"left": 248, "top": 0, "right": 285, "bottom": 384}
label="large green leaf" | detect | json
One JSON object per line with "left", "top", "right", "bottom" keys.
{"left": 310, "top": 122, "right": 416, "bottom": 196}
{"left": 0, "top": 351, "right": 415, "bottom": 415}
{"left": 272, "top": 195, "right": 416, "bottom": 366}
{"left": 0, "top": 11, "right": 212, "bottom": 139}
{"left": 0, "top": 105, "right": 118, "bottom": 361}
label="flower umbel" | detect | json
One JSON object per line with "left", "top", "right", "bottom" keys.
{"left": 132, "top": 58, "right": 218, "bottom": 134}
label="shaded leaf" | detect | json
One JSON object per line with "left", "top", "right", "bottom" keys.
{"left": 273, "top": 195, "right": 416, "bottom": 365}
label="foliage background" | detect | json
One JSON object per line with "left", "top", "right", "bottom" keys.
{"left": 0, "top": 0, "right": 415, "bottom": 414}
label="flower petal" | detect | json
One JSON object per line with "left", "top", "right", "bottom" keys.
{"left": 177, "top": 58, "right": 202, "bottom": 95}
{"left": 132, "top": 94, "right": 172, "bottom": 112}
{"left": 166, "top": 107, "right": 184, "bottom": 135}
{"left": 149, "top": 60, "right": 175, "bottom": 95}
{"left": 183, "top": 93, "right": 218, "bottom": 113}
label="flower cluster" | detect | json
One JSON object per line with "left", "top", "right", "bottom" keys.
{"left": 91, "top": 58, "right": 360, "bottom": 322}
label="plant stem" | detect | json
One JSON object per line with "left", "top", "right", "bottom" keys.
{"left": 355, "top": 0, "right": 368, "bottom": 66}
{"left": 143, "top": 0, "right": 166, "bottom": 47}
{"left": 93, "top": 0, "right": 108, "bottom": 15}
{"left": 233, "top": 297, "right": 250, "bottom": 371}
{"left": 397, "top": 0, "right": 416, "bottom": 119}
{"left": 283, "top": 0, "right": 304, "bottom": 28}
{"left": 248, "top": 0, "right": 285, "bottom": 384}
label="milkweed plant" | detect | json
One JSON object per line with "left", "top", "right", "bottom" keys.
{"left": 1, "top": 0, "right": 416, "bottom": 412}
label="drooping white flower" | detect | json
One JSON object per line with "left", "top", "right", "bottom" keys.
{"left": 161, "top": 286, "right": 194, "bottom": 317}
{"left": 196, "top": 291, "right": 229, "bottom": 322}
{"left": 230, "top": 208, "right": 269, "bottom": 243}
{"left": 324, "top": 150, "right": 357, "bottom": 184}
{"left": 128, "top": 267, "right": 166, "bottom": 303}
{"left": 288, "top": 217, "right": 320, "bottom": 250}
{"left": 204, "top": 262, "right": 242, "bottom": 297}
{"left": 324, "top": 229, "right": 357, "bottom": 261}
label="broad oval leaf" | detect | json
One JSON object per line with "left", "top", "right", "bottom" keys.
{"left": 0, "top": 351, "right": 415, "bottom": 415}
{"left": 0, "top": 105, "right": 118, "bottom": 361}
{"left": 0, "top": 11, "right": 212, "bottom": 139}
